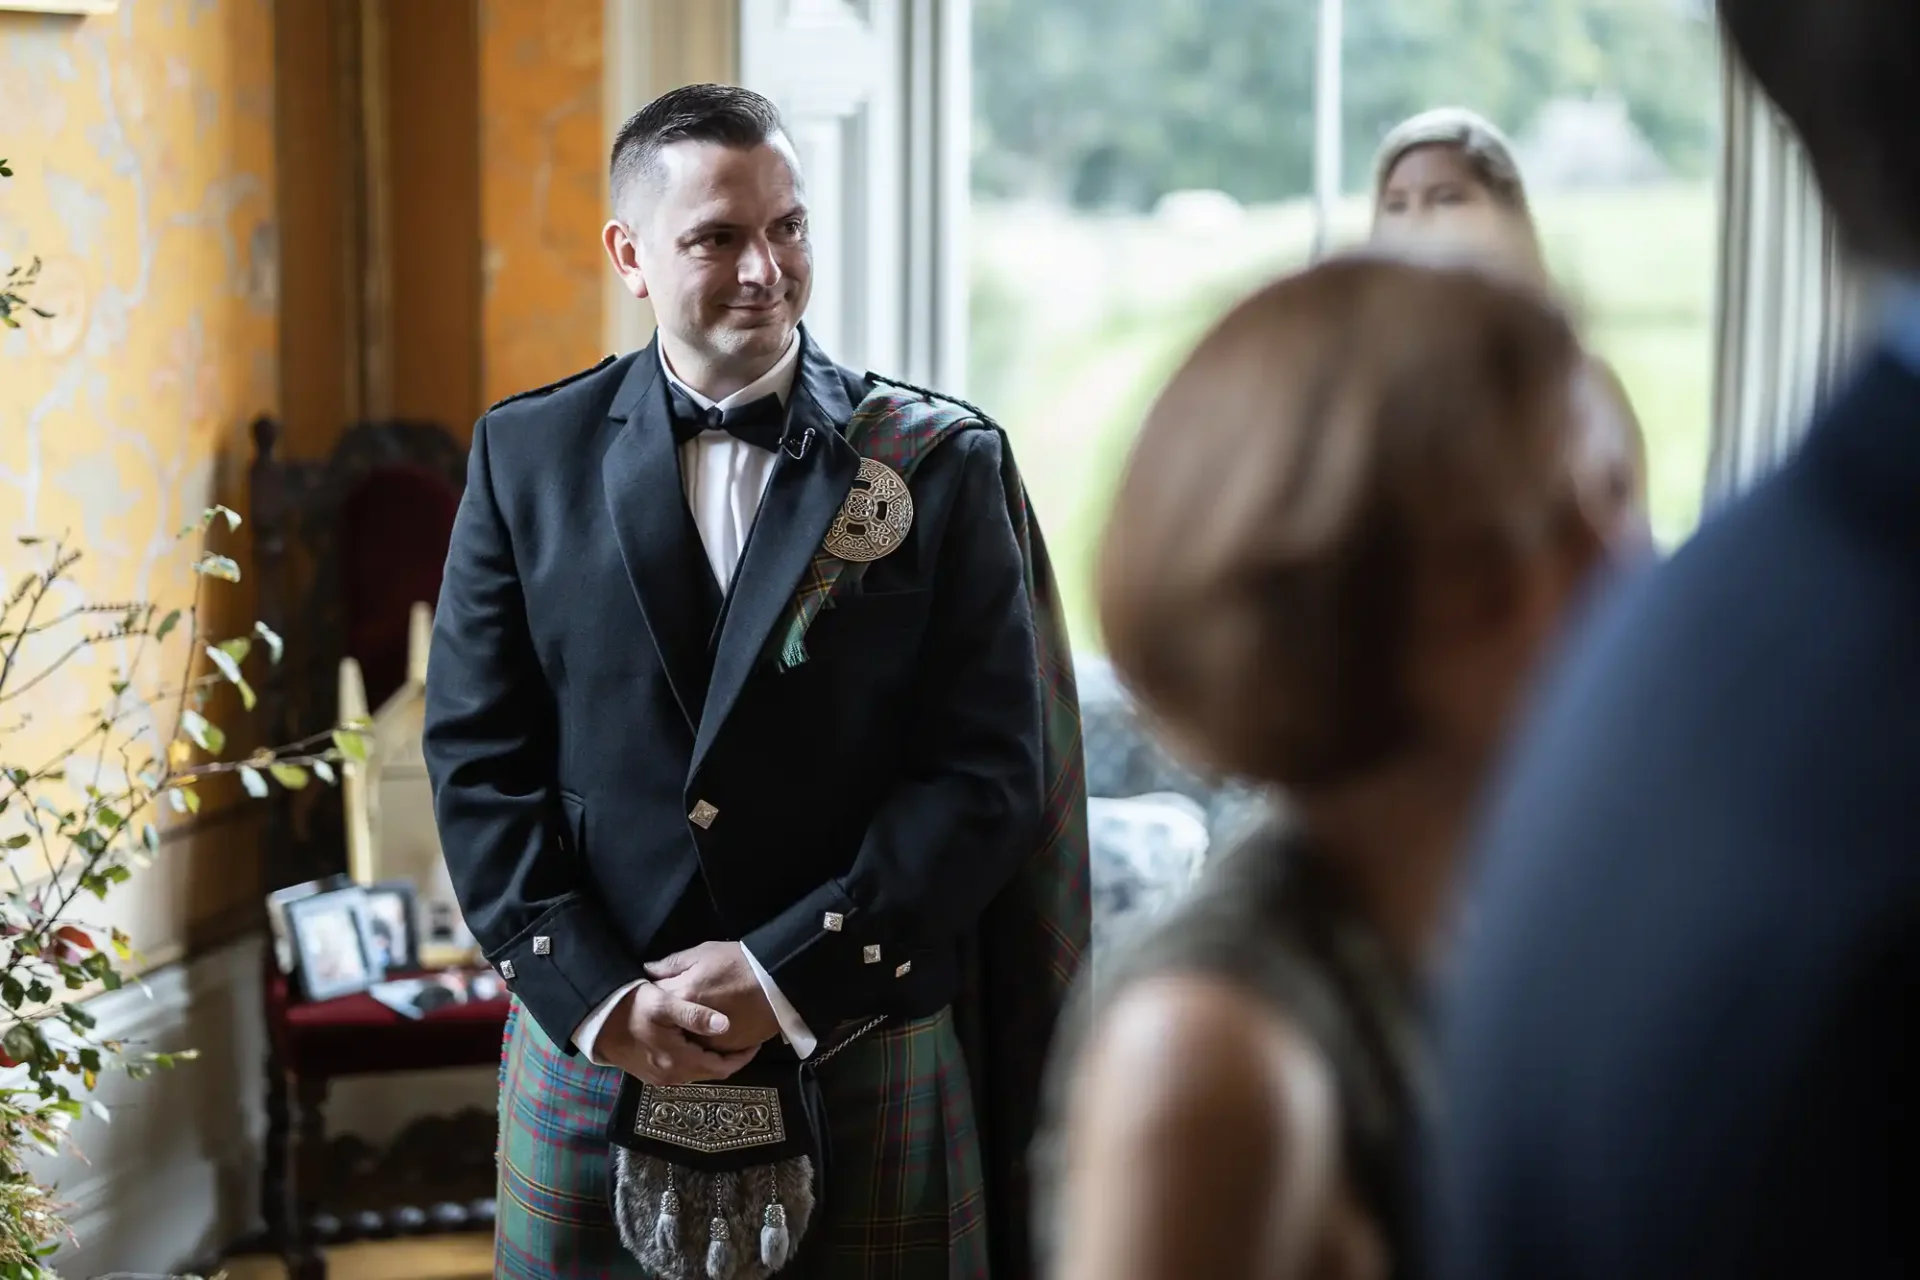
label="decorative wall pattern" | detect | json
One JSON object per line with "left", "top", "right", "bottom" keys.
{"left": 0, "top": 0, "right": 278, "bottom": 952}
{"left": 478, "top": 0, "right": 606, "bottom": 407}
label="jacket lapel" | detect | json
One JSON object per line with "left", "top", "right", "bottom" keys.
{"left": 693, "top": 332, "right": 859, "bottom": 771}
{"left": 602, "top": 340, "right": 724, "bottom": 732}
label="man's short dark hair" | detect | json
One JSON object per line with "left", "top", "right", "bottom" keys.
{"left": 1721, "top": 0, "right": 1920, "bottom": 270}
{"left": 609, "top": 83, "right": 788, "bottom": 216}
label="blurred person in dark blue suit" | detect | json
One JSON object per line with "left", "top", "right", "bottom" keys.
{"left": 1431, "top": 3, "right": 1920, "bottom": 1278}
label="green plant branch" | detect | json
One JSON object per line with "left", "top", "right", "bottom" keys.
{"left": 0, "top": 614, "right": 156, "bottom": 709}
{"left": 0, "top": 227, "right": 361, "bottom": 1258}
{"left": 0, "top": 551, "right": 74, "bottom": 706}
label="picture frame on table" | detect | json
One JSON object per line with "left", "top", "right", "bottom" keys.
{"left": 265, "top": 873, "right": 351, "bottom": 974}
{"left": 284, "top": 884, "right": 387, "bottom": 1002}
{"left": 360, "top": 879, "right": 418, "bottom": 973}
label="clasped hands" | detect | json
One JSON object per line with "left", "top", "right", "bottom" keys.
{"left": 595, "top": 940, "right": 782, "bottom": 1086}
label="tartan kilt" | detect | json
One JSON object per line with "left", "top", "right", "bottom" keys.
{"left": 496, "top": 999, "right": 991, "bottom": 1279}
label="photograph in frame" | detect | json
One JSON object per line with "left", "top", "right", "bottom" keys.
{"left": 361, "top": 879, "right": 418, "bottom": 973}
{"left": 285, "top": 885, "right": 386, "bottom": 1002}
{"left": 265, "top": 873, "right": 351, "bottom": 975}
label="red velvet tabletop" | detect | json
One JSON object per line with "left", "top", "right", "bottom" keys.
{"left": 266, "top": 965, "right": 510, "bottom": 1078}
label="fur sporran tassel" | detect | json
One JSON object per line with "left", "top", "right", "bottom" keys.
{"left": 760, "top": 1201, "right": 791, "bottom": 1270}
{"left": 654, "top": 1167, "right": 681, "bottom": 1257}
{"left": 706, "top": 1214, "right": 734, "bottom": 1280}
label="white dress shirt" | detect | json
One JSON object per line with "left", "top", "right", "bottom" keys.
{"left": 570, "top": 331, "right": 820, "bottom": 1064}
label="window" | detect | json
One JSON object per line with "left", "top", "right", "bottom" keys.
{"left": 972, "top": 0, "right": 1722, "bottom": 647}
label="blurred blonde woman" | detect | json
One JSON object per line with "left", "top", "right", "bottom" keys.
{"left": 1373, "top": 107, "right": 1649, "bottom": 542}
{"left": 1033, "top": 256, "right": 1649, "bottom": 1280}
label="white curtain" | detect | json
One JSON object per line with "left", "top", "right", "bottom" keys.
{"left": 1707, "top": 52, "right": 1881, "bottom": 504}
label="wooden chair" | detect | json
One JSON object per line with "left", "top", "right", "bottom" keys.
{"left": 247, "top": 417, "right": 507, "bottom": 1279}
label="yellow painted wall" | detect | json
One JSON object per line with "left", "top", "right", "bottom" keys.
{"left": 479, "top": 0, "right": 606, "bottom": 408}
{"left": 1, "top": 0, "right": 278, "bottom": 959}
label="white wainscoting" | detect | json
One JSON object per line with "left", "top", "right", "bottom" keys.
{"left": 22, "top": 933, "right": 498, "bottom": 1278}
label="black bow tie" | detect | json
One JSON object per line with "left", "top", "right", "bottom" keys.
{"left": 668, "top": 387, "right": 788, "bottom": 452}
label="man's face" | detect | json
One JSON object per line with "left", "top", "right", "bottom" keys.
{"left": 615, "top": 137, "right": 812, "bottom": 380}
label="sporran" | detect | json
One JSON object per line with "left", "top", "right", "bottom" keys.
{"left": 607, "top": 1017, "right": 883, "bottom": 1278}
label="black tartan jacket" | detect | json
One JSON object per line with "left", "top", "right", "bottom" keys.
{"left": 421, "top": 329, "right": 1045, "bottom": 1052}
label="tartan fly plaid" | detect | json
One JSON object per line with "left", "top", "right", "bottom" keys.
{"left": 772, "top": 385, "right": 974, "bottom": 671}
{"left": 813, "top": 378, "right": 1091, "bottom": 1280}
{"left": 497, "top": 1000, "right": 988, "bottom": 1278}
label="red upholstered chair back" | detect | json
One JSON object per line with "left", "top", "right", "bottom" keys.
{"left": 249, "top": 418, "right": 468, "bottom": 892}
{"left": 340, "top": 467, "right": 460, "bottom": 709}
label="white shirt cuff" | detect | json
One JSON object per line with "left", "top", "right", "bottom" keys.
{"left": 572, "top": 977, "right": 646, "bottom": 1066}
{"left": 742, "top": 944, "right": 817, "bottom": 1059}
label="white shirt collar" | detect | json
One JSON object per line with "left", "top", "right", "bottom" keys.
{"left": 659, "top": 329, "right": 803, "bottom": 413}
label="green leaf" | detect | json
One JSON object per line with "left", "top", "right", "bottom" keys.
{"left": 268, "top": 763, "right": 310, "bottom": 790}
{"left": 238, "top": 765, "right": 270, "bottom": 797}
{"left": 332, "top": 726, "right": 371, "bottom": 764}
{"left": 217, "top": 636, "right": 252, "bottom": 665}
{"left": 202, "top": 504, "right": 243, "bottom": 532}
{"left": 104, "top": 864, "right": 131, "bottom": 886}
{"left": 155, "top": 608, "right": 182, "bottom": 642}
{"left": 234, "top": 674, "right": 257, "bottom": 711}
{"left": 2, "top": 1024, "right": 39, "bottom": 1067}
{"left": 193, "top": 554, "right": 241, "bottom": 582}
{"left": 96, "top": 804, "right": 124, "bottom": 830}
{"left": 254, "top": 620, "right": 285, "bottom": 664}
{"left": 3, "top": 834, "right": 29, "bottom": 849}
{"left": 204, "top": 642, "right": 243, "bottom": 687}
{"left": 165, "top": 787, "right": 201, "bottom": 814}
{"left": 25, "top": 980, "right": 51, "bottom": 1004}
{"left": 179, "top": 709, "right": 225, "bottom": 755}
{"left": 312, "top": 759, "right": 336, "bottom": 786}
{"left": 62, "top": 1004, "right": 96, "bottom": 1032}
{"left": 142, "top": 823, "right": 160, "bottom": 852}
{"left": 1, "top": 977, "right": 23, "bottom": 1009}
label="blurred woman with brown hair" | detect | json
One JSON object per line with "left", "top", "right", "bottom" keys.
{"left": 1033, "top": 255, "right": 1649, "bottom": 1280}
{"left": 1371, "top": 107, "right": 1649, "bottom": 541}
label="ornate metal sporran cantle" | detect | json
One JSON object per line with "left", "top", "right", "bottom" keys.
{"left": 607, "top": 1018, "right": 883, "bottom": 1279}
{"left": 632, "top": 1081, "right": 789, "bottom": 1153}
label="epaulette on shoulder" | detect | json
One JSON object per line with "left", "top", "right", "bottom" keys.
{"left": 863, "top": 371, "right": 1001, "bottom": 428}
{"left": 487, "top": 354, "right": 619, "bottom": 413}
